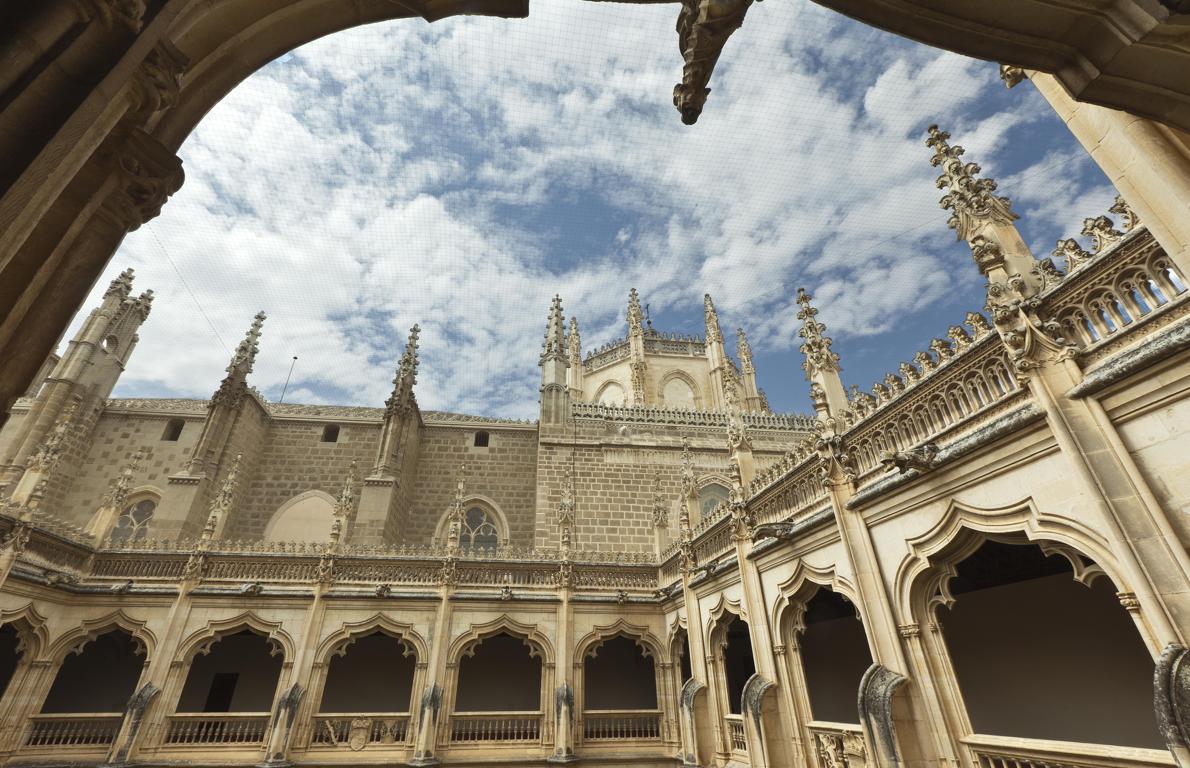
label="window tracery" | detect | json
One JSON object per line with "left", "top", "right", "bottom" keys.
{"left": 111, "top": 497, "right": 157, "bottom": 544}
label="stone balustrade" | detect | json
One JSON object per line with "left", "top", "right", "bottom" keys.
{"left": 22, "top": 713, "right": 122, "bottom": 748}
{"left": 581, "top": 710, "right": 662, "bottom": 741}
{"left": 962, "top": 734, "right": 1175, "bottom": 768}
{"left": 448, "top": 712, "right": 542, "bottom": 743}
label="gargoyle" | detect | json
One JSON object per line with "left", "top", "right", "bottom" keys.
{"left": 879, "top": 442, "right": 940, "bottom": 474}
{"left": 751, "top": 520, "right": 798, "bottom": 544}
{"left": 673, "top": 0, "right": 755, "bottom": 124}
{"left": 688, "top": 555, "right": 722, "bottom": 580}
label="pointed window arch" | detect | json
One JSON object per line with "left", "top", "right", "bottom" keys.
{"left": 111, "top": 494, "right": 159, "bottom": 545}
{"left": 433, "top": 497, "right": 509, "bottom": 552}
{"left": 698, "top": 482, "right": 730, "bottom": 520}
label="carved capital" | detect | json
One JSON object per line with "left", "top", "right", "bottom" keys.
{"left": 126, "top": 42, "right": 188, "bottom": 127}
{"left": 73, "top": 0, "right": 146, "bottom": 31}
{"left": 97, "top": 129, "right": 184, "bottom": 233}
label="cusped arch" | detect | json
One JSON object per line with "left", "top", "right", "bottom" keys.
{"left": 316, "top": 614, "right": 428, "bottom": 664}
{"left": 594, "top": 380, "right": 627, "bottom": 406}
{"left": 771, "top": 561, "right": 860, "bottom": 639}
{"left": 704, "top": 593, "right": 747, "bottom": 650}
{"left": 894, "top": 498, "right": 1124, "bottom": 624}
{"left": 46, "top": 610, "right": 156, "bottom": 663}
{"left": 448, "top": 615, "right": 554, "bottom": 665}
{"left": 0, "top": 604, "right": 49, "bottom": 659}
{"left": 176, "top": 612, "right": 294, "bottom": 663}
{"left": 575, "top": 619, "right": 664, "bottom": 665}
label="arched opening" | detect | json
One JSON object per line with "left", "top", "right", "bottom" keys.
{"left": 582, "top": 635, "right": 660, "bottom": 740}
{"left": 719, "top": 616, "right": 755, "bottom": 716}
{"left": 176, "top": 630, "right": 283, "bottom": 714}
{"left": 673, "top": 627, "right": 692, "bottom": 684}
{"left": 938, "top": 540, "right": 1160, "bottom": 748}
{"left": 42, "top": 629, "right": 143, "bottom": 713}
{"left": 698, "top": 483, "right": 730, "bottom": 521}
{"left": 314, "top": 631, "right": 417, "bottom": 746}
{"left": 458, "top": 506, "right": 499, "bottom": 553}
{"left": 799, "top": 589, "right": 871, "bottom": 724}
{"left": 0, "top": 623, "right": 24, "bottom": 704}
{"left": 265, "top": 492, "right": 335, "bottom": 543}
{"left": 161, "top": 418, "right": 184, "bottom": 441}
{"left": 451, "top": 632, "right": 543, "bottom": 743}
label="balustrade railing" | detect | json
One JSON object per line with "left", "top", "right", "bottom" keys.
{"left": 448, "top": 711, "right": 541, "bottom": 743}
{"left": 23, "top": 714, "right": 122, "bottom": 748}
{"left": 808, "top": 721, "right": 867, "bottom": 768}
{"left": 164, "top": 713, "right": 270, "bottom": 745}
{"left": 308, "top": 713, "right": 410, "bottom": 746}
{"left": 582, "top": 710, "right": 662, "bottom": 741}
{"left": 963, "top": 734, "right": 1175, "bottom": 768}
{"left": 725, "top": 714, "right": 747, "bottom": 753}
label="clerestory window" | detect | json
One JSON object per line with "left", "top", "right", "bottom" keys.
{"left": 111, "top": 498, "right": 156, "bottom": 544}
{"left": 459, "top": 506, "right": 499, "bottom": 553}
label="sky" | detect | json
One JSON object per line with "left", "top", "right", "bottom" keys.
{"left": 70, "top": 0, "right": 1118, "bottom": 419}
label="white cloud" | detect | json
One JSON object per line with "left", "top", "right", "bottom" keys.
{"left": 69, "top": 0, "right": 1117, "bottom": 418}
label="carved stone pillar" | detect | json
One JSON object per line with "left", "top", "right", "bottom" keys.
{"left": 410, "top": 587, "right": 453, "bottom": 766}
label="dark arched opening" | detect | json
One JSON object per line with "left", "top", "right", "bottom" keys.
{"left": 940, "top": 540, "right": 1160, "bottom": 748}
{"left": 720, "top": 616, "right": 755, "bottom": 715}
{"left": 41, "top": 629, "right": 143, "bottom": 713}
{"left": 176, "top": 630, "right": 283, "bottom": 713}
{"left": 800, "top": 589, "right": 871, "bottom": 723}
{"left": 451, "top": 632, "right": 542, "bottom": 743}
{"left": 321, "top": 631, "right": 416, "bottom": 712}
{"left": 0, "top": 623, "right": 22, "bottom": 703}
{"left": 584, "top": 635, "right": 657, "bottom": 710}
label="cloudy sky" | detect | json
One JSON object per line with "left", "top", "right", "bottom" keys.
{"left": 72, "top": 0, "right": 1117, "bottom": 418}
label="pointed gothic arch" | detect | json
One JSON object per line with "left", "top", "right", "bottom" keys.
{"left": 315, "top": 615, "right": 427, "bottom": 664}
{"left": 45, "top": 610, "right": 155, "bottom": 664}
{"left": 264, "top": 490, "right": 337, "bottom": 543}
{"left": 658, "top": 370, "right": 703, "bottom": 409}
{"left": 0, "top": 604, "right": 48, "bottom": 660}
{"left": 446, "top": 615, "right": 553, "bottom": 665}
{"left": 431, "top": 495, "right": 510, "bottom": 549}
{"left": 175, "top": 612, "right": 293, "bottom": 664}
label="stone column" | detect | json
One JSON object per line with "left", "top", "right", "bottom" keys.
{"left": 1018, "top": 69, "right": 1190, "bottom": 276}
{"left": 409, "top": 579, "right": 454, "bottom": 766}
{"left": 549, "top": 589, "right": 577, "bottom": 762}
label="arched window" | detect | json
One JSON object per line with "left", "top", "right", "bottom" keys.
{"left": 583, "top": 635, "right": 657, "bottom": 710}
{"left": 162, "top": 418, "right": 184, "bottom": 441}
{"left": 719, "top": 616, "right": 755, "bottom": 715}
{"left": 454, "top": 632, "right": 542, "bottom": 712}
{"left": 798, "top": 589, "right": 872, "bottom": 723}
{"left": 321, "top": 424, "right": 340, "bottom": 443}
{"left": 42, "top": 630, "right": 144, "bottom": 714}
{"left": 699, "top": 483, "right": 730, "bottom": 520}
{"left": 320, "top": 632, "right": 416, "bottom": 714}
{"left": 111, "top": 497, "right": 157, "bottom": 544}
{"left": 473, "top": 431, "right": 490, "bottom": 448}
{"left": 459, "top": 507, "right": 499, "bottom": 553}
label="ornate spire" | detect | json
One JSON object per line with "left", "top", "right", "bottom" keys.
{"left": 25, "top": 400, "right": 79, "bottom": 474}
{"left": 927, "top": 125, "right": 1017, "bottom": 241}
{"left": 445, "top": 464, "right": 466, "bottom": 555}
{"left": 385, "top": 325, "right": 420, "bottom": 415}
{"left": 567, "top": 317, "right": 582, "bottom": 367}
{"left": 628, "top": 289, "right": 644, "bottom": 338}
{"left": 328, "top": 461, "right": 357, "bottom": 549}
{"left": 212, "top": 312, "right": 266, "bottom": 408}
{"left": 651, "top": 470, "right": 667, "bottom": 528}
{"left": 103, "top": 268, "right": 136, "bottom": 301}
{"left": 796, "top": 288, "right": 840, "bottom": 379}
{"left": 100, "top": 447, "right": 148, "bottom": 512}
{"left": 202, "top": 453, "right": 241, "bottom": 541}
{"left": 703, "top": 294, "right": 723, "bottom": 344}
{"left": 736, "top": 328, "right": 755, "bottom": 375}
{"left": 540, "top": 295, "right": 567, "bottom": 365}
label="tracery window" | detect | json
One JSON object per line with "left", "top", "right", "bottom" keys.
{"left": 111, "top": 498, "right": 156, "bottom": 544}
{"left": 699, "top": 483, "right": 730, "bottom": 519}
{"left": 459, "top": 506, "right": 499, "bottom": 553}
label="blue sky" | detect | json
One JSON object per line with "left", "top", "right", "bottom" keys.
{"left": 71, "top": 0, "right": 1117, "bottom": 418}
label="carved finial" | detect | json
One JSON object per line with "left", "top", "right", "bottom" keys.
{"left": 703, "top": 294, "right": 723, "bottom": 344}
{"left": 628, "top": 289, "right": 644, "bottom": 338}
{"left": 796, "top": 288, "right": 840, "bottom": 379}
{"left": 1109, "top": 195, "right": 1139, "bottom": 232}
{"left": 202, "top": 453, "right": 241, "bottom": 541}
{"left": 213, "top": 312, "right": 266, "bottom": 408}
{"left": 386, "top": 325, "right": 420, "bottom": 415}
{"left": 1081, "top": 215, "right": 1124, "bottom": 253}
{"left": 651, "top": 471, "right": 667, "bottom": 528}
{"left": 25, "top": 400, "right": 80, "bottom": 473}
{"left": 999, "top": 64, "right": 1026, "bottom": 88}
{"left": 567, "top": 317, "right": 581, "bottom": 366}
{"left": 445, "top": 464, "right": 466, "bottom": 554}
{"left": 540, "top": 295, "right": 567, "bottom": 365}
{"left": 334, "top": 461, "right": 357, "bottom": 519}
{"left": 680, "top": 438, "right": 696, "bottom": 500}
{"left": 100, "top": 447, "right": 149, "bottom": 513}
{"left": 965, "top": 311, "right": 993, "bottom": 339}
{"left": 1053, "top": 238, "right": 1092, "bottom": 272}
{"left": 558, "top": 466, "right": 576, "bottom": 557}
{"left": 736, "top": 328, "right": 755, "bottom": 375}
{"left": 104, "top": 268, "right": 136, "bottom": 300}
{"left": 926, "top": 125, "right": 1017, "bottom": 240}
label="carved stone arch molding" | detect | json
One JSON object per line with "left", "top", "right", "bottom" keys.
{"left": 447, "top": 615, "right": 554, "bottom": 665}
{"left": 176, "top": 611, "right": 294, "bottom": 664}
{"left": 893, "top": 497, "right": 1125, "bottom": 625}
{"left": 47, "top": 609, "right": 156, "bottom": 663}
{"left": 771, "top": 561, "right": 860, "bottom": 640}
{"left": 575, "top": 618, "right": 664, "bottom": 665}
{"left": 705, "top": 593, "right": 747, "bottom": 651}
{"left": 658, "top": 369, "right": 703, "bottom": 408}
{"left": 431, "top": 494, "right": 511, "bottom": 544}
{"left": 264, "top": 490, "right": 337, "bottom": 541}
{"left": 0, "top": 604, "right": 49, "bottom": 659}
{"left": 315, "top": 614, "right": 428, "bottom": 664}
